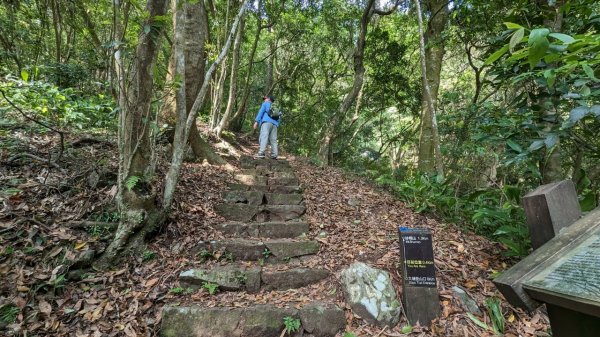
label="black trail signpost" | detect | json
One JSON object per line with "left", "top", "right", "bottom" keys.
{"left": 399, "top": 227, "right": 440, "bottom": 325}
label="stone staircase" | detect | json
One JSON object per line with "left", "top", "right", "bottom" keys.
{"left": 160, "top": 156, "right": 346, "bottom": 337}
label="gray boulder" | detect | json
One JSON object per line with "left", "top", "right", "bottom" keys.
{"left": 340, "top": 262, "right": 400, "bottom": 327}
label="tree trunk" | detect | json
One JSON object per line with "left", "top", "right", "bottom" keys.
{"left": 416, "top": 0, "right": 448, "bottom": 176}
{"left": 163, "top": 0, "right": 249, "bottom": 208}
{"left": 539, "top": 0, "right": 564, "bottom": 183}
{"left": 230, "top": 1, "right": 264, "bottom": 131}
{"left": 161, "top": 0, "right": 224, "bottom": 164}
{"left": 96, "top": 0, "right": 170, "bottom": 269}
{"left": 317, "top": 0, "right": 376, "bottom": 166}
{"left": 51, "top": 0, "right": 62, "bottom": 63}
{"left": 215, "top": 15, "right": 245, "bottom": 137}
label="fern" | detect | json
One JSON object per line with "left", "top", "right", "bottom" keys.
{"left": 125, "top": 175, "right": 140, "bottom": 192}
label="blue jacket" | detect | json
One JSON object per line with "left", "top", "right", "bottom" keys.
{"left": 255, "top": 101, "right": 280, "bottom": 127}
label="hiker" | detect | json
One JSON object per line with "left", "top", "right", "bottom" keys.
{"left": 253, "top": 95, "right": 280, "bottom": 159}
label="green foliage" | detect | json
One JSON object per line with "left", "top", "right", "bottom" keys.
{"left": 282, "top": 316, "right": 301, "bottom": 334}
{"left": 376, "top": 174, "right": 530, "bottom": 256}
{"left": 202, "top": 282, "right": 219, "bottom": 295}
{"left": 0, "top": 304, "right": 20, "bottom": 324}
{"left": 343, "top": 332, "right": 357, "bottom": 337}
{"left": 142, "top": 249, "right": 156, "bottom": 262}
{"left": 169, "top": 287, "right": 193, "bottom": 295}
{"left": 125, "top": 176, "right": 141, "bottom": 192}
{"left": 197, "top": 249, "right": 214, "bottom": 263}
{"left": 485, "top": 297, "right": 505, "bottom": 334}
{"left": 262, "top": 248, "right": 272, "bottom": 259}
{"left": 0, "top": 78, "right": 116, "bottom": 130}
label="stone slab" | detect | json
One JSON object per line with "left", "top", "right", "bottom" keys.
{"left": 214, "top": 203, "right": 258, "bottom": 222}
{"left": 235, "top": 174, "right": 267, "bottom": 186}
{"left": 265, "top": 193, "right": 303, "bottom": 205}
{"left": 214, "top": 222, "right": 309, "bottom": 238}
{"left": 268, "top": 177, "right": 299, "bottom": 186}
{"left": 263, "top": 205, "right": 306, "bottom": 221}
{"left": 212, "top": 239, "right": 266, "bottom": 261}
{"left": 222, "top": 191, "right": 265, "bottom": 206}
{"left": 265, "top": 240, "right": 320, "bottom": 259}
{"left": 179, "top": 265, "right": 261, "bottom": 291}
{"left": 494, "top": 208, "right": 600, "bottom": 312}
{"left": 161, "top": 303, "right": 345, "bottom": 337}
{"left": 523, "top": 180, "right": 582, "bottom": 249}
{"left": 261, "top": 268, "right": 330, "bottom": 291}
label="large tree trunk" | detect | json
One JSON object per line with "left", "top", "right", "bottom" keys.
{"left": 317, "top": 0, "right": 376, "bottom": 166}
{"left": 163, "top": 0, "right": 249, "bottom": 207}
{"left": 214, "top": 15, "right": 245, "bottom": 137}
{"left": 96, "top": 0, "right": 169, "bottom": 269}
{"left": 416, "top": 0, "right": 448, "bottom": 176}
{"left": 161, "top": 0, "right": 225, "bottom": 164}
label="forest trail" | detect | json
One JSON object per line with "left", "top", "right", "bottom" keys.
{"left": 155, "top": 141, "right": 551, "bottom": 336}
{"left": 0, "top": 137, "right": 550, "bottom": 336}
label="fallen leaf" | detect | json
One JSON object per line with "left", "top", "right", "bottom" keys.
{"left": 145, "top": 277, "right": 159, "bottom": 288}
{"left": 39, "top": 299, "right": 52, "bottom": 315}
{"left": 74, "top": 241, "right": 87, "bottom": 250}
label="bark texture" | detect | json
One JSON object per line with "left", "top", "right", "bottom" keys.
{"left": 416, "top": 0, "right": 448, "bottom": 176}
{"left": 96, "top": 0, "right": 169, "bottom": 268}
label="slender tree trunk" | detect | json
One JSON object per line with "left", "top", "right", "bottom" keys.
{"left": 215, "top": 15, "right": 245, "bottom": 137}
{"left": 416, "top": 0, "right": 448, "bottom": 177}
{"left": 230, "top": 2, "right": 264, "bottom": 131}
{"left": 539, "top": 0, "right": 564, "bottom": 183}
{"left": 51, "top": 0, "right": 62, "bottom": 63}
{"left": 96, "top": 0, "right": 170, "bottom": 269}
{"left": 317, "top": 0, "right": 376, "bottom": 165}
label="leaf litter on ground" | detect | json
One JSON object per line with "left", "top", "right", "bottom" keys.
{"left": 0, "top": 129, "right": 550, "bottom": 336}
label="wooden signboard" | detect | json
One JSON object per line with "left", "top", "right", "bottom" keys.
{"left": 398, "top": 228, "right": 439, "bottom": 325}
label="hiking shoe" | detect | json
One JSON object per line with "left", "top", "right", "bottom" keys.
{"left": 257, "top": 152, "right": 265, "bottom": 159}
{"left": 271, "top": 156, "right": 277, "bottom": 160}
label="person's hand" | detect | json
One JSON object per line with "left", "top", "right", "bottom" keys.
{"left": 253, "top": 121, "right": 258, "bottom": 129}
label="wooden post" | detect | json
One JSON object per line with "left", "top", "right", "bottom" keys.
{"left": 398, "top": 227, "right": 440, "bottom": 326}
{"left": 523, "top": 180, "right": 581, "bottom": 250}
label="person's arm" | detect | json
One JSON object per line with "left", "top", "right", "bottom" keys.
{"left": 253, "top": 102, "right": 267, "bottom": 129}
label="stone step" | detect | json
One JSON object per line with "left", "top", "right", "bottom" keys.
{"left": 222, "top": 191, "right": 303, "bottom": 206}
{"left": 179, "top": 265, "right": 329, "bottom": 293}
{"left": 197, "top": 239, "right": 320, "bottom": 261}
{"left": 241, "top": 169, "right": 296, "bottom": 179}
{"left": 213, "top": 221, "right": 309, "bottom": 238}
{"left": 229, "top": 183, "right": 303, "bottom": 194}
{"left": 235, "top": 174, "right": 300, "bottom": 187}
{"left": 161, "top": 302, "right": 345, "bottom": 337}
{"left": 240, "top": 155, "right": 292, "bottom": 169}
{"left": 215, "top": 204, "right": 306, "bottom": 222}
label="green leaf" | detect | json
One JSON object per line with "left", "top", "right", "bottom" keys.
{"left": 569, "top": 106, "right": 589, "bottom": 123}
{"left": 544, "top": 133, "right": 558, "bottom": 148}
{"left": 485, "top": 45, "right": 509, "bottom": 65}
{"left": 506, "top": 140, "right": 523, "bottom": 153}
{"left": 528, "top": 28, "right": 550, "bottom": 68}
{"left": 504, "top": 22, "right": 524, "bottom": 29}
{"left": 401, "top": 325, "right": 413, "bottom": 333}
{"left": 580, "top": 192, "right": 596, "bottom": 212}
{"left": 20, "top": 70, "right": 29, "bottom": 82}
{"left": 467, "top": 312, "right": 490, "bottom": 330}
{"left": 590, "top": 105, "right": 600, "bottom": 117}
{"left": 509, "top": 28, "right": 525, "bottom": 52}
{"left": 548, "top": 32, "right": 575, "bottom": 44}
{"left": 582, "top": 63, "right": 597, "bottom": 80}
{"left": 528, "top": 140, "right": 544, "bottom": 151}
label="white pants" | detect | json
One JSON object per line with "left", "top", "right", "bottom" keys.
{"left": 258, "top": 122, "right": 278, "bottom": 157}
